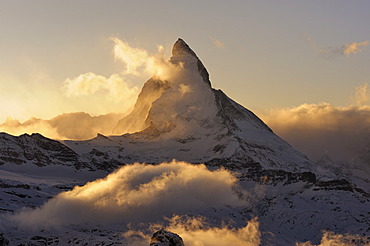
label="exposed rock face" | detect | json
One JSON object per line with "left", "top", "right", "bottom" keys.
{"left": 113, "top": 78, "right": 170, "bottom": 134}
{"left": 171, "top": 38, "right": 211, "bottom": 86}
{"left": 150, "top": 229, "right": 184, "bottom": 246}
{"left": 0, "top": 133, "right": 87, "bottom": 169}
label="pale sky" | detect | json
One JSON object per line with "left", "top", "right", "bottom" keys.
{"left": 1, "top": 0, "right": 370, "bottom": 122}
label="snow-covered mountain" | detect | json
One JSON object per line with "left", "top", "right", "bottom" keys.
{"left": 65, "top": 38, "right": 318, "bottom": 174}
{"left": 0, "top": 38, "right": 369, "bottom": 245}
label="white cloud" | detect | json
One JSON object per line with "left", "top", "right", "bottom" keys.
{"left": 111, "top": 38, "right": 172, "bottom": 79}
{"left": 63, "top": 72, "right": 138, "bottom": 103}
{"left": 9, "top": 161, "right": 247, "bottom": 229}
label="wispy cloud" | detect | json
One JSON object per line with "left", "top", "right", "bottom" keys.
{"left": 352, "top": 82, "right": 369, "bottom": 106}
{"left": 210, "top": 37, "right": 224, "bottom": 49}
{"left": 111, "top": 38, "right": 172, "bottom": 78}
{"left": 320, "top": 41, "right": 369, "bottom": 57}
{"left": 303, "top": 34, "right": 369, "bottom": 58}
{"left": 342, "top": 41, "right": 369, "bottom": 55}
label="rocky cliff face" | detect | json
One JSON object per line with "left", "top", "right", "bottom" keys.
{"left": 0, "top": 133, "right": 83, "bottom": 168}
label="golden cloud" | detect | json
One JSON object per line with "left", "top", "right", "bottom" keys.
{"left": 261, "top": 103, "right": 370, "bottom": 161}
{"left": 63, "top": 72, "right": 139, "bottom": 103}
{"left": 342, "top": 41, "right": 369, "bottom": 55}
{"left": 125, "top": 216, "right": 261, "bottom": 246}
{"left": 320, "top": 40, "right": 369, "bottom": 57}
{"left": 297, "top": 231, "right": 368, "bottom": 246}
{"left": 9, "top": 161, "right": 247, "bottom": 228}
{"left": 111, "top": 38, "right": 174, "bottom": 79}
{"left": 352, "top": 82, "right": 370, "bottom": 106}
{"left": 0, "top": 112, "right": 124, "bottom": 140}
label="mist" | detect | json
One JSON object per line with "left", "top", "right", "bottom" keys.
{"left": 296, "top": 231, "right": 369, "bottom": 246}
{"left": 124, "top": 216, "right": 261, "bottom": 246}
{"left": 0, "top": 112, "right": 124, "bottom": 140}
{"left": 0, "top": 38, "right": 177, "bottom": 139}
{"left": 263, "top": 103, "right": 370, "bottom": 162}
{"left": 8, "top": 161, "right": 247, "bottom": 229}
{"left": 2, "top": 161, "right": 368, "bottom": 245}
{"left": 261, "top": 83, "right": 370, "bottom": 166}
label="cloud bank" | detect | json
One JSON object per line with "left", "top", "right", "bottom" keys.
{"left": 3, "top": 161, "right": 367, "bottom": 245}
{"left": 164, "top": 216, "right": 260, "bottom": 246}
{"left": 0, "top": 112, "right": 124, "bottom": 140}
{"left": 124, "top": 216, "right": 261, "bottom": 246}
{"left": 125, "top": 216, "right": 369, "bottom": 246}
{"left": 262, "top": 102, "right": 370, "bottom": 162}
{"left": 297, "top": 231, "right": 369, "bottom": 246}
{"left": 9, "top": 161, "right": 246, "bottom": 229}
{"left": 261, "top": 82, "right": 370, "bottom": 165}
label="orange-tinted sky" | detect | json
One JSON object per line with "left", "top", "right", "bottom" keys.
{"left": 0, "top": 0, "right": 369, "bottom": 123}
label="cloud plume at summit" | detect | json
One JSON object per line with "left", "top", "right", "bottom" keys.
{"left": 0, "top": 38, "right": 178, "bottom": 139}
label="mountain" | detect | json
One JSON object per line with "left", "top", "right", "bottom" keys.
{"left": 0, "top": 38, "right": 369, "bottom": 245}
{"left": 0, "top": 38, "right": 320, "bottom": 174}
{"left": 67, "top": 38, "right": 318, "bottom": 174}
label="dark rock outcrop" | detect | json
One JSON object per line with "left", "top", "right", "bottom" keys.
{"left": 0, "top": 233, "right": 9, "bottom": 246}
{"left": 150, "top": 229, "right": 184, "bottom": 246}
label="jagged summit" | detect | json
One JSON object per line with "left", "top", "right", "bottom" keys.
{"left": 110, "top": 38, "right": 314, "bottom": 172}
{"left": 171, "top": 38, "right": 211, "bottom": 86}
{"left": 172, "top": 38, "right": 198, "bottom": 57}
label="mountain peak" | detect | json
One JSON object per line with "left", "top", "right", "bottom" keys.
{"left": 171, "top": 38, "right": 211, "bottom": 87}
{"left": 172, "top": 38, "right": 197, "bottom": 57}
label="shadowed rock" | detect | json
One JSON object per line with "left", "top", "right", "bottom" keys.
{"left": 150, "top": 229, "right": 184, "bottom": 246}
{"left": 0, "top": 233, "right": 9, "bottom": 246}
